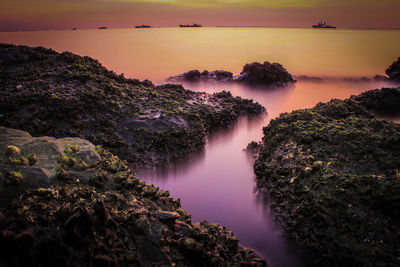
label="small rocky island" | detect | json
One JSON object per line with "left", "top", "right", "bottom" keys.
{"left": 373, "top": 57, "right": 400, "bottom": 82}
{"left": 253, "top": 87, "right": 400, "bottom": 266}
{"left": 0, "top": 44, "right": 265, "bottom": 168}
{"left": 168, "top": 61, "right": 296, "bottom": 86}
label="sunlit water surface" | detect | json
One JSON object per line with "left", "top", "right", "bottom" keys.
{"left": 1, "top": 28, "right": 399, "bottom": 266}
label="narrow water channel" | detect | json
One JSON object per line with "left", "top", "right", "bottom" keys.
{"left": 137, "top": 79, "right": 397, "bottom": 266}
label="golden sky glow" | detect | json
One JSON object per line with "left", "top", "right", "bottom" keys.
{"left": 1, "top": 0, "right": 399, "bottom": 31}
{"left": 118, "top": 0, "right": 319, "bottom": 8}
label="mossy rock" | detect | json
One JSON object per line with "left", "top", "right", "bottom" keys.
{"left": 5, "top": 145, "right": 20, "bottom": 158}
{"left": 3, "top": 170, "right": 23, "bottom": 185}
{"left": 0, "top": 125, "right": 266, "bottom": 266}
{"left": 254, "top": 90, "right": 400, "bottom": 266}
{"left": 0, "top": 127, "right": 101, "bottom": 205}
{"left": 0, "top": 44, "right": 265, "bottom": 168}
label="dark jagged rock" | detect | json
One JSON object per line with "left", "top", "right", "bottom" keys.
{"left": 244, "top": 141, "right": 261, "bottom": 159}
{"left": 0, "top": 127, "right": 267, "bottom": 266}
{"left": 253, "top": 89, "right": 400, "bottom": 266}
{"left": 0, "top": 43, "right": 265, "bottom": 168}
{"left": 183, "top": 69, "right": 201, "bottom": 81}
{"left": 207, "top": 70, "right": 233, "bottom": 81}
{"left": 168, "top": 69, "right": 234, "bottom": 82}
{"left": 235, "top": 61, "right": 296, "bottom": 86}
{"left": 351, "top": 87, "right": 400, "bottom": 115}
{"left": 167, "top": 61, "right": 295, "bottom": 86}
{"left": 386, "top": 57, "right": 400, "bottom": 81}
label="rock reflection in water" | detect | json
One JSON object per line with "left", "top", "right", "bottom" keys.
{"left": 137, "top": 80, "right": 398, "bottom": 266}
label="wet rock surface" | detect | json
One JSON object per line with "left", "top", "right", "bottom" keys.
{"left": 254, "top": 88, "right": 400, "bottom": 266}
{"left": 0, "top": 127, "right": 267, "bottom": 266}
{"left": 167, "top": 61, "right": 295, "bottom": 86}
{"left": 0, "top": 127, "right": 101, "bottom": 206}
{"left": 0, "top": 43, "right": 265, "bottom": 168}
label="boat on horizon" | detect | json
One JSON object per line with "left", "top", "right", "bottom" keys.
{"left": 312, "top": 21, "right": 336, "bottom": 29}
{"left": 98, "top": 26, "right": 107, "bottom": 30}
{"left": 135, "top": 25, "right": 151, "bottom": 28}
{"left": 179, "top": 23, "right": 202, "bottom": 27}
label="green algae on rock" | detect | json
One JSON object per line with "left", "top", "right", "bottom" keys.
{"left": 0, "top": 126, "right": 102, "bottom": 206}
{"left": 0, "top": 43, "right": 265, "bottom": 168}
{"left": 236, "top": 61, "right": 296, "bottom": 86}
{"left": 0, "top": 127, "right": 267, "bottom": 266}
{"left": 253, "top": 89, "right": 400, "bottom": 266}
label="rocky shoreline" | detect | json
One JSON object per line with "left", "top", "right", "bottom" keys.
{"left": 0, "top": 43, "right": 268, "bottom": 266}
{"left": 253, "top": 88, "right": 400, "bottom": 266}
{"left": 0, "top": 43, "right": 265, "bottom": 168}
{"left": 2, "top": 42, "right": 399, "bottom": 266}
{"left": 167, "top": 61, "right": 296, "bottom": 87}
{"left": 0, "top": 127, "right": 266, "bottom": 266}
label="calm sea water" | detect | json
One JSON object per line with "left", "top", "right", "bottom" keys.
{"left": 1, "top": 28, "right": 399, "bottom": 266}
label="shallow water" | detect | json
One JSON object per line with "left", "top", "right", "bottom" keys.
{"left": 1, "top": 28, "right": 399, "bottom": 266}
{"left": 137, "top": 79, "right": 398, "bottom": 266}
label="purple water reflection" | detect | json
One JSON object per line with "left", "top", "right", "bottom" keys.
{"left": 137, "top": 79, "right": 398, "bottom": 266}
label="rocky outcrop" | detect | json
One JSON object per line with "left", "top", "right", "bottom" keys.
{"left": 167, "top": 61, "right": 295, "bottom": 86}
{"left": 372, "top": 57, "right": 400, "bottom": 82}
{"left": 0, "top": 127, "right": 101, "bottom": 206}
{"left": 0, "top": 127, "right": 266, "bottom": 266}
{"left": 253, "top": 89, "right": 400, "bottom": 266}
{"left": 244, "top": 141, "right": 261, "bottom": 159}
{"left": 386, "top": 57, "right": 400, "bottom": 81}
{"left": 351, "top": 87, "right": 400, "bottom": 114}
{"left": 168, "top": 69, "right": 234, "bottom": 82}
{"left": 0, "top": 43, "right": 265, "bottom": 168}
{"left": 235, "top": 61, "right": 295, "bottom": 86}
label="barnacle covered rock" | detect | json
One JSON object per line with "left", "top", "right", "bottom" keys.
{"left": 254, "top": 89, "right": 400, "bottom": 266}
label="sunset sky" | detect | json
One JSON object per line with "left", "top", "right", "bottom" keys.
{"left": 1, "top": 0, "right": 400, "bottom": 31}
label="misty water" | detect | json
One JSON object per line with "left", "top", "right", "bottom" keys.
{"left": 1, "top": 27, "right": 399, "bottom": 266}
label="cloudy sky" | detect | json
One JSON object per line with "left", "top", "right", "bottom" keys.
{"left": 1, "top": 0, "right": 399, "bottom": 31}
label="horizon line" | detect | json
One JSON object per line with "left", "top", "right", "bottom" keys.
{"left": 1, "top": 25, "right": 400, "bottom": 33}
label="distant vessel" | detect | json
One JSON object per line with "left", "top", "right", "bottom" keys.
{"left": 98, "top": 26, "right": 107, "bottom": 30}
{"left": 135, "top": 25, "right": 151, "bottom": 28}
{"left": 312, "top": 21, "right": 336, "bottom": 29}
{"left": 72, "top": 28, "right": 77, "bottom": 31}
{"left": 179, "top": 23, "right": 202, "bottom": 27}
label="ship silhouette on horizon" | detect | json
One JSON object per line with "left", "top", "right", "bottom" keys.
{"left": 312, "top": 21, "right": 336, "bottom": 29}
{"left": 179, "top": 23, "right": 202, "bottom": 27}
{"left": 135, "top": 25, "right": 151, "bottom": 28}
